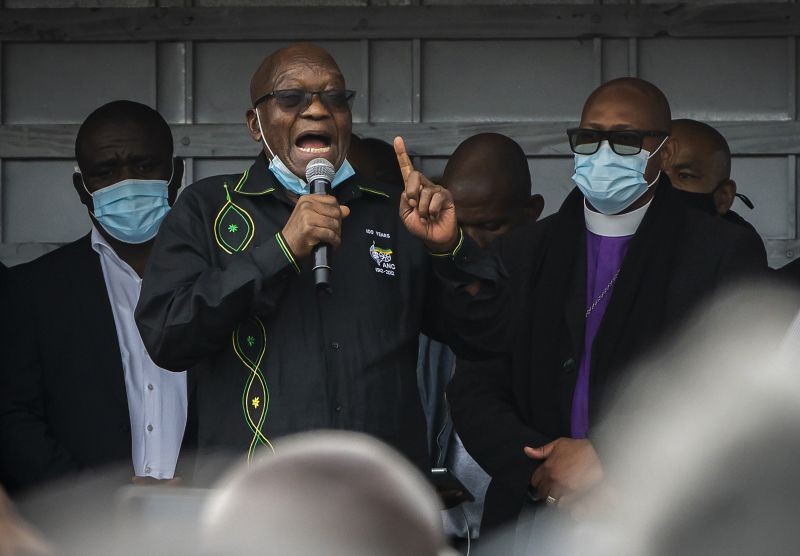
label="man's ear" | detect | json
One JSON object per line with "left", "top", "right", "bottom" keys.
{"left": 525, "top": 194, "right": 545, "bottom": 222}
{"left": 168, "top": 157, "right": 184, "bottom": 205}
{"left": 72, "top": 171, "right": 93, "bottom": 212}
{"left": 713, "top": 179, "right": 736, "bottom": 215}
{"left": 245, "top": 108, "right": 262, "bottom": 142}
{"left": 659, "top": 136, "right": 677, "bottom": 168}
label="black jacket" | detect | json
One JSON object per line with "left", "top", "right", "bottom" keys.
{"left": 0, "top": 236, "right": 133, "bottom": 492}
{"left": 135, "top": 154, "right": 442, "bottom": 475}
{"left": 444, "top": 181, "right": 767, "bottom": 529}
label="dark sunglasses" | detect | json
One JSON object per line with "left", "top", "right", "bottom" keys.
{"left": 567, "top": 128, "right": 669, "bottom": 156}
{"left": 253, "top": 89, "right": 356, "bottom": 112}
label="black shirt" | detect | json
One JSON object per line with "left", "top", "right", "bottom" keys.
{"left": 135, "top": 154, "right": 440, "bottom": 474}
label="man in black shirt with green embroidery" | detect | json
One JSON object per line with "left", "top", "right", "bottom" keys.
{"left": 135, "top": 43, "right": 441, "bottom": 478}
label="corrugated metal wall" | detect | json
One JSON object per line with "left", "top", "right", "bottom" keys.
{"left": 1, "top": 1, "right": 798, "bottom": 267}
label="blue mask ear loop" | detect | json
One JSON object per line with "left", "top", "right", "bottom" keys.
{"left": 254, "top": 106, "right": 277, "bottom": 160}
{"left": 644, "top": 135, "right": 670, "bottom": 188}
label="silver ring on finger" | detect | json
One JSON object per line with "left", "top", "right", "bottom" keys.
{"left": 545, "top": 495, "right": 557, "bottom": 507}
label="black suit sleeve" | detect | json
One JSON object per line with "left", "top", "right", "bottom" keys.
{"left": 135, "top": 191, "right": 296, "bottom": 371}
{"left": 0, "top": 271, "right": 79, "bottom": 491}
{"left": 448, "top": 357, "right": 551, "bottom": 518}
{"left": 717, "top": 225, "right": 769, "bottom": 282}
{"left": 430, "top": 228, "right": 530, "bottom": 358}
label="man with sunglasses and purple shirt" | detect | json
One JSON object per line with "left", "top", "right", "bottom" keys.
{"left": 394, "top": 77, "right": 766, "bottom": 539}
{"left": 135, "top": 44, "right": 444, "bottom": 480}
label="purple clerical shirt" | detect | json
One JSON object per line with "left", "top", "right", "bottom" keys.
{"left": 570, "top": 230, "right": 633, "bottom": 439}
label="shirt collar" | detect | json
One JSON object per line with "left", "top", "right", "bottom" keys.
{"left": 583, "top": 198, "right": 652, "bottom": 237}
{"left": 90, "top": 225, "right": 140, "bottom": 280}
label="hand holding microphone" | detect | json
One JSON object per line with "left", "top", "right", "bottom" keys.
{"left": 280, "top": 158, "right": 349, "bottom": 289}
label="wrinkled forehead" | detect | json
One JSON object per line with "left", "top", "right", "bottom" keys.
{"left": 270, "top": 60, "right": 345, "bottom": 89}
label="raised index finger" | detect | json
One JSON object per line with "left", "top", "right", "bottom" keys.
{"left": 393, "top": 136, "right": 415, "bottom": 183}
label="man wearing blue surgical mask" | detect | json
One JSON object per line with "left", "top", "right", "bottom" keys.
{"left": 135, "top": 44, "right": 446, "bottom": 482}
{"left": 395, "top": 78, "right": 767, "bottom": 546}
{"left": 0, "top": 101, "right": 189, "bottom": 493}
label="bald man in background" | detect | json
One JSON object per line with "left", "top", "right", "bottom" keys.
{"left": 663, "top": 118, "right": 767, "bottom": 265}
{"left": 395, "top": 78, "right": 766, "bottom": 539}
{"left": 417, "top": 133, "right": 542, "bottom": 544}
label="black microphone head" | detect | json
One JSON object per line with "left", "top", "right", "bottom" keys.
{"left": 305, "top": 158, "right": 336, "bottom": 184}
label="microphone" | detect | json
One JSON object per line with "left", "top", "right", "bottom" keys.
{"left": 305, "top": 158, "right": 336, "bottom": 291}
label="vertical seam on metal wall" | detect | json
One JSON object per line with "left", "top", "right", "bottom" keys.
{"left": 627, "top": 38, "right": 638, "bottom": 78}
{"left": 411, "top": 37, "right": 422, "bottom": 169}
{"left": 789, "top": 36, "right": 797, "bottom": 241}
{"left": 593, "top": 37, "right": 603, "bottom": 87}
{"left": 361, "top": 38, "right": 370, "bottom": 124}
{"left": 184, "top": 38, "right": 195, "bottom": 187}
{"left": 0, "top": 40, "right": 4, "bottom": 244}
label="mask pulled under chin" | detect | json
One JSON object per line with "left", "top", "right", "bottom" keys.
{"left": 84, "top": 176, "right": 172, "bottom": 244}
{"left": 571, "top": 137, "right": 667, "bottom": 215}
{"left": 268, "top": 153, "right": 355, "bottom": 196}
{"left": 253, "top": 105, "right": 355, "bottom": 196}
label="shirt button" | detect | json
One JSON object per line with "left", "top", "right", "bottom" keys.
{"left": 145, "top": 466, "right": 151, "bottom": 474}
{"left": 563, "top": 358, "right": 576, "bottom": 374}
{"left": 147, "top": 424, "right": 154, "bottom": 432}
{"left": 147, "top": 384, "right": 154, "bottom": 391}
{"left": 330, "top": 342, "right": 340, "bottom": 350}
{"left": 335, "top": 404, "right": 342, "bottom": 412}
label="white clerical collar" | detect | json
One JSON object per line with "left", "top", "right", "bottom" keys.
{"left": 583, "top": 198, "right": 652, "bottom": 237}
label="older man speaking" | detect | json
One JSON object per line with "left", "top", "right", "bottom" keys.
{"left": 135, "top": 44, "right": 441, "bottom": 478}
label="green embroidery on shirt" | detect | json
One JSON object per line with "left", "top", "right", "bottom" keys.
{"left": 232, "top": 317, "right": 274, "bottom": 462}
{"left": 213, "top": 182, "right": 256, "bottom": 254}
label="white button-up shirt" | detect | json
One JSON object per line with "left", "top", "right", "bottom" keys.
{"left": 91, "top": 227, "right": 188, "bottom": 479}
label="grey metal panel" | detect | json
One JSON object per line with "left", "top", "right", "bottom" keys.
{"left": 530, "top": 157, "right": 575, "bottom": 218}
{"left": 193, "top": 158, "right": 254, "bottom": 182}
{"left": 193, "top": 41, "right": 366, "bottom": 124}
{"left": 419, "top": 157, "right": 446, "bottom": 182}
{"left": 639, "top": 38, "right": 790, "bottom": 121}
{"left": 601, "top": 39, "right": 630, "bottom": 82}
{"left": 157, "top": 42, "right": 188, "bottom": 124}
{"left": 421, "top": 40, "right": 595, "bottom": 122}
{"left": 731, "top": 156, "right": 792, "bottom": 240}
{"left": 2, "top": 42, "right": 156, "bottom": 124}
{"left": 2, "top": 160, "right": 90, "bottom": 243}
{"left": 6, "top": 121, "right": 800, "bottom": 159}
{"left": 195, "top": 0, "right": 367, "bottom": 4}
{"left": 369, "top": 40, "right": 413, "bottom": 123}
{"left": 6, "top": 6, "right": 800, "bottom": 41}
{"left": 5, "top": 0, "right": 155, "bottom": 6}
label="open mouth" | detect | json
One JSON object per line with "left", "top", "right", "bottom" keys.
{"left": 295, "top": 131, "right": 332, "bottom": 154}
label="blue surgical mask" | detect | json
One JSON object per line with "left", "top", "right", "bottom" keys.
{"left": 571, "top": 137, "right": 668, "bottom": 215}
{"left": 255, "top": 107, "right": 355, "bottom": 196}
{"left": 83, "top": 168, "right": 173, "bottom": 244}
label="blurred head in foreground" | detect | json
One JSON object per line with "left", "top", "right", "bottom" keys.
{"left": 563, "top": 284, "right": 800, "bottom": 556}
{"left": 202, "top": 431, "right": 454, "bottom": 556}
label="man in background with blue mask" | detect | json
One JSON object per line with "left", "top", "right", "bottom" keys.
{"left": 394, "top": 78, "right": 766, "bottom": 546}
{"left": 0, "top": 101, "right": 188, "bottom": 494}
{"left": 135, "top": 44, "right": 446, "bottom": 482}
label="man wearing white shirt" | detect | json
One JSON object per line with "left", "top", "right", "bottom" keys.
{"left": 0, "top": 100, "right": 187, "bottom": 492}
